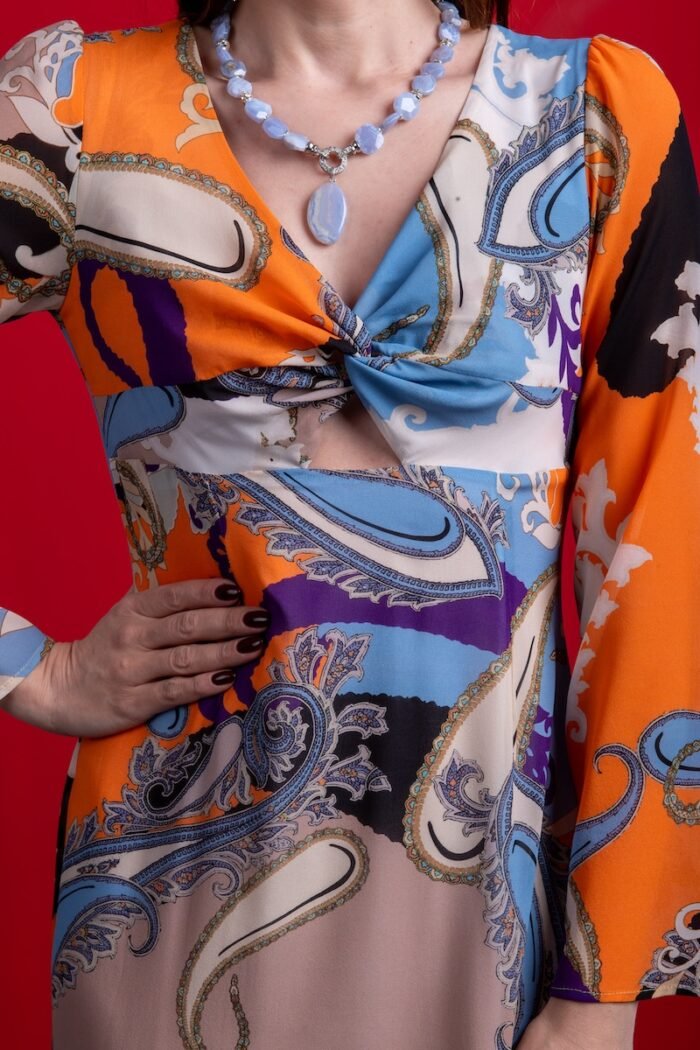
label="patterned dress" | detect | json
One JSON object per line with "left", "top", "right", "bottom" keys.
{"left": 0, "top": 14, "right": 698, "bottom": 1050}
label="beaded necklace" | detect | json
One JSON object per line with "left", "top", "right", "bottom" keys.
{"left": 209, "top": 0, "right": 467, "bottom": 245}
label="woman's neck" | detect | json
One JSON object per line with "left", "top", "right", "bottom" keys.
{"left": 226, "top": 0, "right": 446, "bottom": 85}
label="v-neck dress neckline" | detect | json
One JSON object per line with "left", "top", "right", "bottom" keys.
{"left": 185, "top": 18, "right": 496, "bottom": 324}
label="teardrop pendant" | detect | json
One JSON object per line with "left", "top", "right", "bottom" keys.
{"left": 307, "top": 180, "right": 348, "bottom": 245}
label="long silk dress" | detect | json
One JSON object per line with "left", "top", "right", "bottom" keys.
{"left": 0, "top": 14, "right": 698, "bottom": 1050}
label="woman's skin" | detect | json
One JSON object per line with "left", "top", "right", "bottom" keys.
{"left": 5, "top": 2, "right": 640, "bottom": 1041}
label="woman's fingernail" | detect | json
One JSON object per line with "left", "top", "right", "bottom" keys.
{"left": 212, "top": 669, "right": 237, "bottom": 685}
{"left": 215, "top": 583, "right": 241, "bottom": 602}
{"left": 243, "top": 610, "right": 270, "bottom": 629}
{"left": 237, "top": 635, "right": 265, "bottom": 654}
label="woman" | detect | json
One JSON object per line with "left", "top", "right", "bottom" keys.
{"left": 0, "top": 0, "right": 698, "bottom": 1046}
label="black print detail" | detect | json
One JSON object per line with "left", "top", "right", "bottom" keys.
{"left": 544, "top": 161, "right": 586, "bottom": 237}
{"left": 52, "top": 771, "right": 76, "bottom": 917}
{"left": 596, "top": 115, "right": 700, "bottom": 398}
{"left": 427, "top": 821, "right": 485, "bottom": 861}
{"left": 289, "top": 473, "right": 453, "bottom": 543}
{"left": 332, "top": 691, "right": 446, "bottom": 842}
{"left": 217, "top": 842, "right": 358, "bottom": 957}
{"left": 73, "top": 219, "right": 248, "bottom": 274}
{"left": 516, "top": 636, "right": 535, "bottom": 698}
{"left": 177, "top": 377, "right": 241, "bottom": 401}
{"left": 142, "top": 726, "right": 216, "bottom": 814}
{"left": 653, "top": 731, "right": 700, "bottom": 774}
{"left": 7, "top": 130, "right": 77, "bottom": 191}
{"left": 429, "top": 175, "right": 464, "bottom": 307}
{"left": 0, "top": 199, "right": 63, "bottom": 279}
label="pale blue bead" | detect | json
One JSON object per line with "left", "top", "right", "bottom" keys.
{"left": 262, "top": 116, "right": 289, "bottom": 139}
{"left": 393, "top": 92, "right": 420, "bottom": 120}
{"left": 381, "top": 112, "right": 402, "bottom": 131}
{"left": 438, "top": 1, "right": 460, "bottom": 15}
{"left": 439, "top": 23, "right": 461, "bottom": 45}
{"left": 411, "top": 74, "right": 436, "bottom": 96}
{"left": 307, "top": 181, "right": 347, "bottom": 245}
{"left": 220, "top": 57, "right": 247, "bottom": 78}
{"left": 421, "top": 61, "right": 446, "bottom": 80}
{"left": 226, "top": 77, "right": 252, "bottom": 99}
{"left": 284, "top": 131, "right": 310, "bottom": 151}
{"left": 212, "top": 22, "right": 230, "bottom": 44}
{"left": 355, "top": 123, "right": 384, "bottom": 155}
{"left": 431, "top": 44, "right": 455, "bottom": 63}
{"left": 244, "top": 98, "right": 273, "bottom": 123}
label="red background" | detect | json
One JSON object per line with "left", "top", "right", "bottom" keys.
{"left": 0, "top": 1, "right": 698, "bottom": 1045}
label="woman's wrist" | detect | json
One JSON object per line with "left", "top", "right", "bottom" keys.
{"left": 2, "top": 639, "right": 67, "bottom": 734}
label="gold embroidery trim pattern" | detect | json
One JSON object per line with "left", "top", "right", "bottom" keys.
{"left": 664, "top": 739, "right": 700, "bottom": 826}
{"left": 563, "top": 877, "right": 602, "bottom": 998}
{"left": 176, "top": 19, "right": 207, "bottom": 84}
{"left": 40, "top": 635, "right": 57, "bottom": 660}
{"left": 74, "top": 151, "right": 271, "bottom": 291}
{"left": 115, "top": 460, "right": 168, "bottom": 572}
{"left": 176, "top": 827, "right": 369, "bottom": 1050}
{"left": 403, "top": 562, "right": 559, "bottom": 885}
{"left": 394, "top": 119, "right": 501, "bottom": 365}
{"left": 583, "top": 92, "right": 630, "bottom": 237}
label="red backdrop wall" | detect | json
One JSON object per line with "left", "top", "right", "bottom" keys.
{"left": 1, "top": 1, "right": 698, "bottom": 1045}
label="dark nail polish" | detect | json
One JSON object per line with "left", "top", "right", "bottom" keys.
{"left": 212, "top": 669, "right": 237, "bottom": 685}
{"left": 243, "top": 610, "right": 270, "bottom": 629}
{"left": 215, "top": 583, "right": 241, "bottom": 602}
{"left": 237, "top": 635, "right": 265, "bottom": 654}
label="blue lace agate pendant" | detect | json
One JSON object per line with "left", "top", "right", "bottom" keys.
{"left": 306, "top": 145, "right": 355, "bottom": 245}
{"left": 307, "top": 179, "right": 348, "bottom": 246}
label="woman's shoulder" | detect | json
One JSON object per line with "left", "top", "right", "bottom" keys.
{"left": 478, "top": 22, "right": 682, "bottom": 148}
{"left": 0, "top": 14, "right": 192, "bottom": 171}
{"left": 0, "top": 18, "right": 85, "bottom": 89}
{"left": 0, "top": 15, "right": 197, "bottom": 128}
{"left": 1, "top": 15, "right": 187, "bottom": 68}
{"left": 490, "top": 22, "right": 679, "bottom": 109}
{"left": 0, "top": 19, "right": 87, "bottom": 143}
{"left": 584, "top": 32, "right": 681, "bottom": 114}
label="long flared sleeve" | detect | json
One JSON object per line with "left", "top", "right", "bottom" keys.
{"left": 549, "top": 34, "right": 700, "bottom": 1002}
{"left": 0, "top": 20, "right": 84, "bottom": 703}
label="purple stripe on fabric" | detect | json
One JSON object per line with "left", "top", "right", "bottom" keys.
{"left": 198, "top": 567, "right": 528, "bottom": 725}
{"left": 119, "top": 270, "right": 195, "bottom": 385}
{"left": 550, "top": 951, "right": 598, "bottom": 1002}
{"left": 267, "top": 571, "right": 525, "bottom": 651}
{"left": 78, "top": 259, "right": 142, "bottom": 387}
{"left": 199, "top": 654, "right": 257, "bottom": 724}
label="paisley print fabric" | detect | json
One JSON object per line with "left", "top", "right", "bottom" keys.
{"left": 1, "top": 15, "right": 699, "bottom": 1049}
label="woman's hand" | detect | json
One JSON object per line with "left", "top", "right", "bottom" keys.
{"left": 517, "top": 995, "right": 638, "bottom": 1049}
{"left": 3, "top": 577, "right": 269, "bottom": 738}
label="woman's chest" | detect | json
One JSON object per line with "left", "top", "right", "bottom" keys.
{"left": 205, "top": 111, "right": 463, "bottom": 313}
{"left": 197, "top": 37, "right": 491, "bottom": 310}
